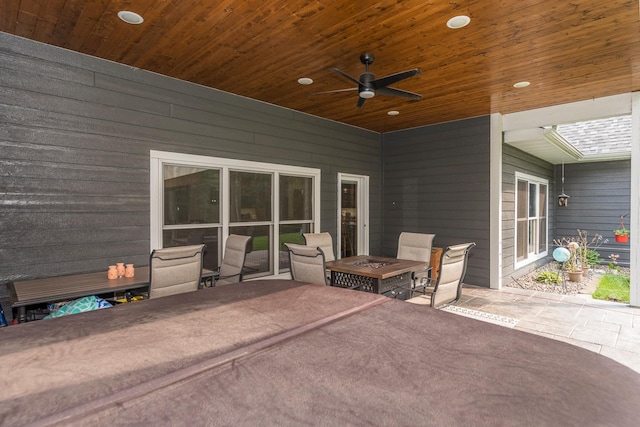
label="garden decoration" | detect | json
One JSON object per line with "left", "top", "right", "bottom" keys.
{"left": 552, "top": 247, "right": 570, "bottom": 293}
{"left": 614, "top": 214, "right": 629, "bottom": 243}
{"left": 565, "top": 242, "right": 583, "bottom": 283}
{"left": 557, "top": 159, "right": 569, "bottom": 207}
{"left": 553, "top": 233, "right": 587, "bottom": 284}
{"left": 554, "top": 229, "right": 604, "bottom": 280}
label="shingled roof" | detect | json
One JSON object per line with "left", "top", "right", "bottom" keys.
{"left": 556, "top": 115, "right": 632, "bottom": 158}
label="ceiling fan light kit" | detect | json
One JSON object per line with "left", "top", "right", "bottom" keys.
{"left": 359, "top": 89, "right": 375, "bottom": 99}
{"left": 314, "top": 53, "right": 422, "bottom": 109}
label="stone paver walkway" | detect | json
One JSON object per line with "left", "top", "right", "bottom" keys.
{"left": 453, "top": 285, "right": 640, "bottom": 374}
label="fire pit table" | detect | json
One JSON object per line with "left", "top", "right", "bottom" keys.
{"left": 325, "top": 255, "right": 428, "bottom": 298}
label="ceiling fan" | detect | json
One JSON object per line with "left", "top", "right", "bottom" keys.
{"left": 314, "top": 53, "right": 422, "bottom": 108}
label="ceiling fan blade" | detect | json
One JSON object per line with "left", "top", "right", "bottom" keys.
{"left": 331, "top": 68, "right": 362, "bottom": 86}
{"left": 310, "top": 88, "right": 358, "bottom": 96}
{"left": 371, "top": 68, "right": 421, "bottom": 89}
{"left": 356, "top": 97, "right": 366, "bottom": 109}
{"left": 376, "top": 86, "right": 422, "bottom": 100}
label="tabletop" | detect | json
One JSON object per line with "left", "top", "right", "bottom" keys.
{"left": 325, "top": 255, "right": 428, "bottom": 280}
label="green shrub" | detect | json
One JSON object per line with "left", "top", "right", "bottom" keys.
{"left": 585, "top": 249, "right": 602, "bottom": 267}
{"left": 536, "top": 270, "right": 561, "bottom": 285}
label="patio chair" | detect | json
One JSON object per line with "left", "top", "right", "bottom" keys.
{"left": 213, "top": 234, "right": 253, "bottom": 286}
{"left": 303, "top": 232, "right": 336, "bottom": 281}
{"left": 149, "top": 244, "right": 205, "bottom": 299}
{"left": 397, "top": 232, "right": 435, "bottom": 289}
{"left": 302, "top": 232, "right": 335, "bottom": 261}
{"left": 285, "top": 243, "right": 328, "bottom": 286}
{"left": 407, "top": 242, "right": 476, "bottom": 307}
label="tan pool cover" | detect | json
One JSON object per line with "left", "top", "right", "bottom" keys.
{"left": 1, "top": 280, "right": 639, "bottom": 426}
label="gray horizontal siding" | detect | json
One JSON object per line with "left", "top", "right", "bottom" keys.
{"left": 554, "top": 160, "right": 631, "bottom": 267}
{"left": 501, "top": 145, "right": 554, "bottom": 282}
{"left": 0, "top": 33, "right": 382, "bottom": 286}
{"left": 382, "top": 116, "right": 491, "bottom": 287}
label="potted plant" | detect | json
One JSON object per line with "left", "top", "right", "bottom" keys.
{"left": 554, "top": 230, "right": 604, "bottom": 281}
{"left": 608, "top": 254, "right": 620, "bottom": 275}
{"left": 614, "top": 214, "right": 629, "bottom": 243}
{"left": 552, "top": 238, "right": 583, "bottom": 282}
{"left": 564, "top": 242, "right": 583, "bottom": 282}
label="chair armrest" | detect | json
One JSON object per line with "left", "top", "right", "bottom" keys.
{"left": 411, "top": 267, "right": 432, "bottom": 289}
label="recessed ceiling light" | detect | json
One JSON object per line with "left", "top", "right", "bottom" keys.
{"left": 513, "top": 81, "right": 531, "bottom": 88}
{"left": 118, "top": 11, "right": 144, "bottom": 25}
{"left": 297, "top": 77, "right": 313, "bottom": 85}
{"left": 387, "top": 110, "right": 400, "bottom": 116}
{"left": 446, "top": 15, "right": 471, "bottom": 29}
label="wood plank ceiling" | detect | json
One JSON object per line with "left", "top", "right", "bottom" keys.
{"left": 2, "top": 0, "right": 639, "bottom": 133}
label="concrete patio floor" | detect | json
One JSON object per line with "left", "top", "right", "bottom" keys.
{"left": 451, "top": 285, "right": 640, "bottom": 374}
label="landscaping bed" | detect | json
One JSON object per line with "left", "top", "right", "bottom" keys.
{"left": 506, "top": 262, "right": 630, "bottom": 296}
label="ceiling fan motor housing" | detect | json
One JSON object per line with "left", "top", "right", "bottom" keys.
{"left": 359, "top": 72, "right": 376, "bottom": 98}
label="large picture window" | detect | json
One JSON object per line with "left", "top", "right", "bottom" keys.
{"left": 151, "top": 151, "right": 320, "bottom": 279}
{"left": 515, "top": 173, "right": 548, "bottom": 267}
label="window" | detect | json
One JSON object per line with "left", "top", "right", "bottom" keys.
{"left": 162, "top": 165, "right": 221, "bottom": 270}
{"left": 515, "top": 173, "right": 548, "bottom": 267}
{"left": 151, "top": 151, "right": 320, "bottom": 279}
{"left": 278, "top": 175, "right": 314, "bottom": 270}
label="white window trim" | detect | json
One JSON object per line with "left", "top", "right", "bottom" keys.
{"left": 337, "top": 173, "right": 370, "bottom": 256}
{"left": 514, "top": 171, "right": 549, "bottom": 270}
{"left": 150, "top": 150, "right": 321, "bottom": 277}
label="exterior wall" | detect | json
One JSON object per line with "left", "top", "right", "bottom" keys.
{"left": 554, "top": 160, "right": 631, "bottom": 267}
{"left": 502, "top": 148, "right": 632, "bottom": 283}
{"left": 381, "top": 116, "right": 491, "bottom": 287}
{"left": 2, "top": 33, "right": 629, "bottom": 315}
{"left": 0, "top": 33, "right": 382, "bottom": 291}
{"left": 501, "top": 145, "right": 555, "bottom": 283}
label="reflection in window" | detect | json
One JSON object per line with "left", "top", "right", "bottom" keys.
{"left": 515, "top": 175, "right": 548, "bottom": 266}
{"left": 278, "top": 223, "right": 312, "bottom": 270}
{"left": 163, "top": 165, "right": 219, "bottom": 225}
{"left": 341, "top": 182, "right": 358, "bottom": 257}
{"left": 230, "top": 225, "right": 271, "bottom": 276}
{"left": 280, "top": 176, "right": 313, "bottom": 221}
{"left": 163, "top": 228, "right": 220, "bottom": 271}
{"left": 539, "top": 184, "right": 547, "bottom": 253}
{"left": 162, "top": 165, "right": 221, "bottom": 270}
{"left": 230, "top": 171, "right": 272, "bottom": 222}
{"left": 279, "top": 175, "right": 314, "bottom": 271}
